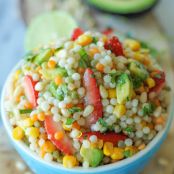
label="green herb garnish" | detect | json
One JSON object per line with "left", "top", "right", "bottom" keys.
{"left": 19, "top": 109, "right": 33, "bottom": 114}
{"left": 68, "top": 107, "right": 82, "bottom": 114}
{"left": 66, "top": 118, "right": 75, "bottom": 125}
{"left": 124, "top": 127, "right": 133, "bottom": 134}
{"left": 124, "top": 150, "right": 133, "bottom": 158}
{"left": 92, "top": 37, "right": 98, "bottom": 44}
{"left": 98, "top": 118, "right": 107, "bottom": 127}
{"left": 142, "top": 103, "right": 155, "bottom": 116}
{"left": 132, "top": 76, "right": 143, "bottom": 89}
{"left": 78, "top": 48, "right": 90, "bottom": 68}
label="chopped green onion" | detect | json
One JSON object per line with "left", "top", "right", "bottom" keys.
{"left": 68, "top": 107, "right": 82, "bottom": 114}
{"left": 19, "top": 109, "right": 33, "bottom": 114}
{"left": 98, "top": 118, "right": 107, "bottom": 127}
{"left": 66, "top": 118, "right": 75, "bottom": 125}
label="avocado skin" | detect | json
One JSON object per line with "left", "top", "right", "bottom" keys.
{"left": 86, "top": 0, "right": 159, "bottom": 16}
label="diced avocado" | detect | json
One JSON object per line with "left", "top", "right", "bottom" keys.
{"left": 34, "top": 48, "right": 52, "bottom": 65}
{"left": 49, "top": 83, "right": 68, "bottom": 101}
{"left": 129, "top": 60, "right": 149, "bottom": 80}
{"left": 116, "top": 73, "right": 133, "bottom": 104}
{"left": 40, "top": 63, "right": 67, "bottom": 80}
{"left": 49, "top": 82, "right": 59, "bottom": 98}
{"left": 80, "top": 147, "right": 103, "bottom": 167}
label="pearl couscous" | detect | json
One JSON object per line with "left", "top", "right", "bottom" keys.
{"left": 4, "top": 28, "right": 169, "bottom": 168}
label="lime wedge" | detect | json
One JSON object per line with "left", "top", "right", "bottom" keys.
{"left": 25, "top": 11, "right": 77, "bottom": 51}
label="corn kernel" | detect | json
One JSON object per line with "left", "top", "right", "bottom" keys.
{"left": 101, "top": 35, "right": 108, "bottom": 43}
{"left": 146, "top": 78, "right": 155, "bottom": 88}
{"left": 125, "top": 39, "right": 141, "bottom": 51}
{"left": 48, "top": 60, "right": 56, "bottom": 69}
{"left": 113, "top": 104, "right": 126, "bottom": 118}
{"left": 96, "top": 63, "right": 104, "bottom": 72}
{"left": 125, "top": 146, "right": 137, "bottom": 154}
{"left": 77, "top": 35, "right": 93, "bottom": 46}
{"left": 12, "top": 126, "right": 24, "bottom": 140}
{"left": 108, "top": 89, "right": 116, "bottom": 98}
{"left": 63, "top": 123, "right": 72, "bottom": 131}
{"left": 138, "top": 144, "right": 146, "bottom": 150}
{"left": 28, "top": 127, "right": 40, "bottom": 138}
{"left": 90, "top": 142, "right": 98, "bottom": 148}
{"left": 54, "top": 131, "right": 64, "bottom": 140}
{"left": 14, "top": 69, "right": 21, "bottom": 80}
{"left": 37, "top": 112, "right": 45, "bottom": 121}
{"left": 89, "top": 47, "right": 100, "bottom": 57}
{"left": 63, "top": 155, "right": 77, "bottom": 168}
{"left": 22, "top": 118, "right": 34, "bottom": 128}
{"left": 72, "top": 122, "right": 81, "bottom": 130}
{"left": 103, "top": 142, "right": 114, "bottom": 156}
{"left": 30, "top": 114, "right": 38, "bottom": 122}
{"left": 98, "top": 139, "right": 104, "bottom": 149}
{"left": 24, "top": 102, "right": 33, "bottom": 109}
{"left": 55, "top": 75, "right": 63, "bottom": 86}
{"left": 111, "top": 147, "right": 124, "bottom": 160}
{"left": 41, "top": 141, "right": 55, "bottom": 153}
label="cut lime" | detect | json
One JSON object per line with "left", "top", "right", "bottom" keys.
{"left": 25, "top": 11, "right": 77, "bottom": 51}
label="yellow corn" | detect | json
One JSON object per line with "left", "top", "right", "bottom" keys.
{"left": 103, "top": 142, "right": 114, "bottom": 156}
{"left": 41, "top": 141, "right": 55, "bottom": 153}
{"left": 98, "top": 139, "right": 104, "bottom": 149}
{"left": 125, "top": 146, "right": 137, "bottom": 154}
{"left": 37, "top": 112, "right": 45, "bottom": 121}
{"left": 63, "top": 155, "right": 77, "bottom": 168}
{"left": 22, "top": 118, "right": 34, "bottom": 128}
{"left": 113, "top": 104, "right": 126, "bottom": 118}
{"left": 12, "top": 126, "right": 24, "bottom": 140}
{"left": 138, "top": 144, "right": 146, "bottom": 150}
{"left": 146, "top": 78, "right": 155, "bottom": 88}
{"left": 125, "top": 39, "right": 141, "bottom": 51}
{"left": 47, "top": 60, "right": 56, "bottom": 69}
{"left": 63, "top": 123, "right": 72, "bottom": 131}
{"left": 89, "top": 47, "right": 100, "bottom": 57}
{"left": 14, "top": 69, "right": 21, "bottom": 80}
{"left": 55, "top": 75, "right": 63, "bottom": 86}
{"left": 108, "top": 89, "right": 116, "bottom": 98}
{"left": 77, "top": 35, "right": 93, "bottom": 46}
{"left": 54, "top": 131, "right": 64, "bottom": 140}
{"left": 111, "top": 147, "right": 124, "bottom": 160}
{"left": 28, "top": 127, "right": 40, "bottom": 138}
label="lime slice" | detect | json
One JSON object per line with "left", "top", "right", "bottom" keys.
{"left": 25, "top": 11, "right": 77, "bottom": 51}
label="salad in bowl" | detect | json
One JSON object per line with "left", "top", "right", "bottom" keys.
{"left": 2, "top": 28, "right": 170, "bottom": 170}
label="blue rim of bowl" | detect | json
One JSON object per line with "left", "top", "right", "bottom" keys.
{"left": 1, "top": 60, "right": 174, "bottom": 173}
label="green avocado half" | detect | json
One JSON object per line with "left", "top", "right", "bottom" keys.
{"left": 87, "top": 0, "right": 157, "bottom": 15}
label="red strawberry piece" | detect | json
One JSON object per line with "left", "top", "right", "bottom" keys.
{"left": 102, "top": 27, "right": 113, "bottom": 36}
{"left": 83, "top": 68, "right": 103, "bottom": 126}
{"left": 44, "top": 116, "right": 75, "bottom": 155}
{"left": 71, "top": 27, "right": 84, "bottom": 41}
{"left": 104, "top": 36, "right": 124, "bottom": 56}
{"left": 23, "top": 75, "right": 38, "bottom": 108}
{"left": 150, "top": 70, "right": 165, "bottom": 94}
{"left": 79, "top": 131, "right": 127, "bottom": 145}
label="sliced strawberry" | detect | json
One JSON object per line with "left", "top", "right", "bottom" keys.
{"left": 83, "top": 68, "right": 103, "bottom": 126}
{"left": 23, "top": 75, "right": 38, "bottom": 108}
{"left": 71, "top": 27, "right": 84, "bottom": 41}
{"left": 104, "top": 36, "right": 124, "bottom": 56}
{"left": 102, "top": 27, "right": 113, "bottom": 36}
{"left": 150, "top": 70, "right": 165, "bottom": 93}
{"left": 44, "top": 116, "right": 75, "bottom": 155}
{"left": 80, "top": 131, "right": 127, "bottom": 145}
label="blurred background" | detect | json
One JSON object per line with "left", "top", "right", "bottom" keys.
{"left": 0, "top": 0, "right": 174, "bottom": 174}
